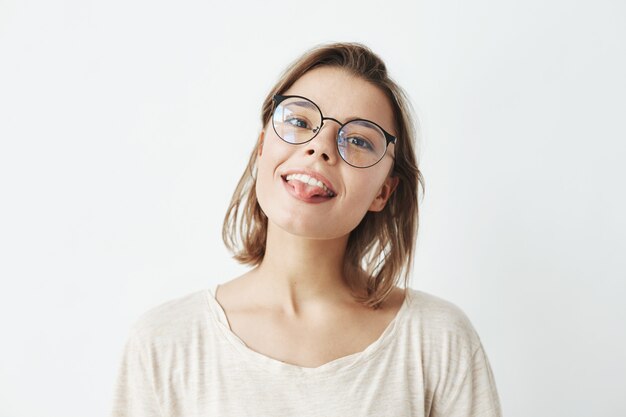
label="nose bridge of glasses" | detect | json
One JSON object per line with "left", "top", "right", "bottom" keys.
{"left": 315, "top": 116, "right": 343, "bottom": 135}
{"left": 321, "top": 116, "right": 343, "bottom": 126}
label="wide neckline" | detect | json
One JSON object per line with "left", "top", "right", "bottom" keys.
{"left": 204, "top": 282, "right": 413, "bottom": 377}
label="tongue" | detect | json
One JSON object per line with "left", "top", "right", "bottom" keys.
{"left": 289, "top": 180, "right": 330, "bottom": 199}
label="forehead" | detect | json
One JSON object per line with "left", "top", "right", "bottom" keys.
{"left": 282, "top": 66, "right": 396, "bottom": 136}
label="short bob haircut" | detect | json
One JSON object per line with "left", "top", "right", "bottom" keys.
{"left": 222, "top": 41, "right": 424, "bottom": 310}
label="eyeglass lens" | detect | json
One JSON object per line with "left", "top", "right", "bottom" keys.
{"left": 272, "top": 96, "right": 388, "bottom": 168}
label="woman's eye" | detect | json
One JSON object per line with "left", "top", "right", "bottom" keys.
{"left": 286, "top": 117, "right": 309, "bottom": 129}
{"left": 348, "top": 137, "right": 373, "bottom": 150}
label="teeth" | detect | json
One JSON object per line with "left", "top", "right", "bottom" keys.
{"left": 284, "top": 173, "right": 335, "bottom": 196}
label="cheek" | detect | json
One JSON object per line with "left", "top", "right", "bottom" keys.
{"left": 256, "top": 136, "right": 287, "bottom": 186}
{"left": 255, "top": 136, "right": 289, "bottom": 215}
{"left": 255, "top": 155, "right": 276, "bottom": 211}
{"left": 347, "top": 177, "right": 383, "bottom": 207}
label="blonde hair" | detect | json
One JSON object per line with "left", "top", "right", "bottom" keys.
{"left": 222, "top": 42, "right": 424, "bottom": 309}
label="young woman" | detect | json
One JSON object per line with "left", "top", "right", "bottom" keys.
{"left": 111, "top": 42, "right": 502, "bottom": 417}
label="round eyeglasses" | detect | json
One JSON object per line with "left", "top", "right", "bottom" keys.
{"left": 271, "top": 94, "right": 397, "bottom": 168}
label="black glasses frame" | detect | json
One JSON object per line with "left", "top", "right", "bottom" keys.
{"left": 271, "top": 94, "right": 397, "bottom": 169}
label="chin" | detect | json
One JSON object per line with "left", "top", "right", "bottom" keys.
{"left": 270, "top": 216, "right": 349, "bottom": 240}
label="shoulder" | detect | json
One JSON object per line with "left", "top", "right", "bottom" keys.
{"left": 402, "top": 288, "right": 483, "bottom": 356}
{"left": 401, "top": 290, "right": 502, "bottom": 416}
{"left": 128, "top": 289, "right": 210, "bottom": 347}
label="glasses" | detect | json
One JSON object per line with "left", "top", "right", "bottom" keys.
{"left": 271, "top": 94, "right": 397, "bottom": 168}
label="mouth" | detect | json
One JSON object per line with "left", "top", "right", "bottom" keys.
{"left": 280, "top": 174, "right": 337, "bottom": 202}
{"left": 279, "top": 169, "right": 337, "bottom": 193}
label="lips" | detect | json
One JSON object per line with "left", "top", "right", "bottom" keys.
{"left": 281, "top": 176, "right": 336, "bottom": 203}
{"left": 279, "top": 169, "right": 338, "bottom": 196}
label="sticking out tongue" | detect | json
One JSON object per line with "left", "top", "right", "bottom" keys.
{"left": 289, "top": 180, "right": 331, "bottom": 199}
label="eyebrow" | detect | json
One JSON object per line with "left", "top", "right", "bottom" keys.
{"left": 288, "top": 96, "right": 373, "bottom": 124}
{"left": 290, "top": 100, "right": 317, "bottom": 108}
{"left": 293, "top": 100, "right": 371, "bottom": 123}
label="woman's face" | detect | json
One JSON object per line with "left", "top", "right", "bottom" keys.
{"left": 255, "top": 66, "right": 399, "bottom": 240}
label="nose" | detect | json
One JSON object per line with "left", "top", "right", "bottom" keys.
{"left": 303, "top": 119, "right": 341, "bottom": 164}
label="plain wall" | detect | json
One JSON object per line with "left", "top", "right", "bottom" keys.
{"left": 0, "top": 0, "right": 624, "bottom": 416}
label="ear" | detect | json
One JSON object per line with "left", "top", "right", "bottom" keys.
{"left": 257, "top": 130, "right": 265, "bottom": 157}
{"left": 368, "top": 175, "right": 400, "bottom": 212}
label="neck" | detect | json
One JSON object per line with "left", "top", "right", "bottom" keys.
{"left": 249, "top": 220, "right": 359, "bottom": 317}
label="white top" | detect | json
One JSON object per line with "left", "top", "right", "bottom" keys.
{"left": 110, "top": 284, "right": 502, "bottom": 417}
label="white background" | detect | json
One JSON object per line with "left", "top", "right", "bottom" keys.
{"left": 1, "top": 0, "right": 624, "bottom": 416}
